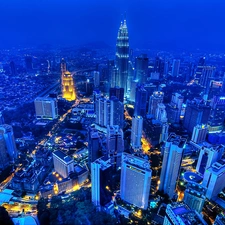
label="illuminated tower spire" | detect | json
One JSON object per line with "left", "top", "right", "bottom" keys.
{"left": 115, "top": 19, "right": 129, "bottom": 93}
{"left": 62, "top": 71, "right": 76, "bottom": 101}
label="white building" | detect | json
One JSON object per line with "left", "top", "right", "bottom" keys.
{"left": 191, "top": 124, "right": 208, "bottom": 144}
{"left": 120, "top": 153, "right": 152, "bottom": 209}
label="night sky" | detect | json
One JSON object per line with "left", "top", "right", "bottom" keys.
{"left": 1, "top": 0, "right": 225, "bottom": 51}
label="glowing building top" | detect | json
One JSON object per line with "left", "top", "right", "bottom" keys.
{"left": 62, "top": 71, "right": 76, "bottom": 101}
{"left": 115, "top": 19, "right": 129, "bottom": 93}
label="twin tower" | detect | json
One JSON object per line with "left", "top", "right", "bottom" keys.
{"left": 61, "top": 59, "right": 76, "bottom": 101}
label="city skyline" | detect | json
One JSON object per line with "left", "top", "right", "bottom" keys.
{"left": 0, "top": 0, "right": 225, "bottom": 52}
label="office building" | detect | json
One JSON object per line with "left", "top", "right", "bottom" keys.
{"left": 150, "top": 72, "right": 160, "bottom": 80}
{"left": 34, "top": 97, "right": 58, "bottom": 120}
{"left": 110, "top": 96, "right": 124, "bottom": 129}
{"left": 62, "top": 71, "right": 76, "bottom": 101}
{"left": 183, "top": 98, "right": 211, "bottom": 133}
{"left": 148, "top": 91, "right": 164, "bottom": 117}
{"left": 160, "top": 123, "right": 169, "bottom": 143}
{"left": 53, "top": 150, "right": 74, "bottom": 178}
{"left": 163, "top": 203, "right": 207, "bottom": 225}
{"left": 191, "top": 124, "right": 208, "bottom": 144}
{"left": 127, "top": 60, "right": 135, "bottom": 91}
{"left": 107, "top": 125, "right": 124, "bottom": 169}
{"left": 183, "top": 183, "right": 206, "bottom": 213}
{"left": 214, "top": 214, "right": 225, "bottom": 225}
{"left": 120, "top": 153, "right": 152, "bottom": 209}
{"left": 95, "top": 96, "right": 110, "bottom": 127}
{"left": 115, "top": 19, "right": 129, "bottom": 93}
{"left": 199, "top": 66, "right": 216, "bottom": 88}
{"left": 159, "top": 134, "right": 186, "bottom": 198}
{"left": 135, "top": 54, "right": 149, "bottom": 83}
{"left": 88, "top": 125, "right": 101, "bottom": 168}
{"left": 91, "top": 157, "right": 112, "bottom": 207}
{"left": 195, "top": 57, "right": 206, "bottom": 82}
{"left": 92, "top": 71, "right": 100, "bottom": 87}
{"left": 0, "top": 124, "right": 17, "bottom": 162}
{"left": 131, "top": 116, "right": 143, "bottom": 149}
{"left": 202, "top": 159, "right": 225, "bottom": 200}
{"left": 156, "top": 103, "right": 168, "bottom": 123}
{"left": 109, "top": 87, "right": 124, "bottom": 102}
{"left": 0, "top": 136, "right": 9, "bottom": 169}
{"left": 171, "top": 59, "right": 180, "bottom": 77}
{"left": 208, "top": 95, "right": 225, "bottom": 132}
{"left": 134, "top": 86, "right": 147, "bottom": 117}
{"left": 129, "top": 80, "right": 138, "bottom": 102}
{"left": 196, "top": 145, "right": 224, "bottom": 175}
{"left": 166, "top": 93, "right": 183, "bottom": 123}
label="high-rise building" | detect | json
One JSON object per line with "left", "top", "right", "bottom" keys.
{"left": 163, "top": 203, "right": 207, "bottom": 225}
{"left": 191, "top": 124, "right": 208, "bottom": 144}
{"left": 115, "top": 20, "right": 129, "bottom": 93}
{"left": 196, "top": 145, "right": 224, "bottom": 175}
{"left": 61, "top": 58, "right": 67, "bottom": 76}
{"left": 109, "top": 87, "right": 124, "bottom": 102}
{"left": 202, "top": 159, "right": 225, "bottom": 200}
{"left": 88, "top": 125, "right": 101, "bottom": 169}
{"left": 52, "top": 150, "right": 74, "bottom": 178}
{"left": 208, "top": 95, "right": 225, "bottom": 132}
{"left": 95, "top": 96, "right": 110, "bottom": 127}
{"left": 0, "top": 135, "right": 9, "bottom": 169}
{"left": 160, "top": 123, "right": 169, "bottom": 143}
{"left": 183, "top": 98, "right": 211, "bottom": 133}
{"left": 183, "top": 183, "right": 206, "bottom": 213}
{"left": 199, "top": 66, "right": 216, "bottom": 88}
{"left": 91, "top": 156, "right": 112, "bottom": 207}
{"left": 135, "top": 54, "right": 149, "bottom": 83}
{"left": 110, "top": 96, "right": 124, "bottom": 129}
{"left": 34, "top": 97, "right": 58, "bottom": 120}
{"left": 148, "top": 91, "right": 164, "bottom": 117}
{"left": 195, "top": 57, "right": 206, "bottom": 82}
{"left": 166, "top": 93, "right": 183, "bottom": 123}
{"left": 0, "top": 124, "right": 17, "bottom": 162}
{"left": 171, "top": 59, "right": 180, "bottom": 77}
{"left": 131, "top": 116, "right": 143, "bottom": 149}
{"left": 159, "top": 134, "right": 186, "bottom": 198}
{"left": 120, "top": 153, "right": 152, "bottom": 209}
{"left": 107, "top": 125, "right": 124, "bottom": 169}
{"left": 134, "top": 86, "right": 147, "bottom": 117}
{"left": 156, "top": 103, "right": 167, "bottom": 123}
{"left": 62, "top": 71, "right": 76, "bottom": 101}
{"left": 214, "top": 214, "right": 225, "bottom": 225}
{"left": 129, "top": 80, "right": 138, "bottom": 102}
{"left": 92, "top": 71, "right": 100, "bottom": 87}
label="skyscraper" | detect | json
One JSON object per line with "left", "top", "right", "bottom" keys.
{"left": 183, "top": 183, "right": 206, "bottom": 213}
{"left": 148, "top": 91, "right": 164, "bottom": 117}
{"left": 131, "top": 116, "right": 143, "bottom": 149}
{"left": 120, "top": 153, "right": 152, "bottom": 209}
{"left": 208, "top": 95, "right": 225, "bottom": 132}
{"left": 110, "top": 96, "right": 124, "bottom": 129}
{"left": 135, "top": 54, "right": 149, "bottom": 83}
{"left": 199, "top": 66, "right": 216, "bottom": 88}
{"left": 191, "top": 124, "right": 208, "bottom": 144}
{"left": 129, "top": 80, "right": 138, "bottom": 102}
{"left": 0, "top": 124, "right": 17, "bottom": 162}
{"left": 163, "top": 202, "right": 207, "bottom": 225}
{"left": 62, "top": 71, "right": 76, "bottom": 101}
{"left": 155, "top": 103, "right": 167, "bottom": 123}
{"left": 134, "top": 85, "right": 147, "bottom": 117}
{"left": 195, "top": 57, "right": 206, "bottom": 82}
{"left": 34, "top": 97, "right": 58, "bottom": 120}
{"left": 91, "top": 157, "right": 112, "bottom": 207}
{"left": 95, "top": 96, "right": 110, "bottom": 127}
{"left": 115, "top": 19, "right": 129, "bottom": 93}
{"left": 171, "top": 59, "right": 180, "bottom": 77}
{"left": 159, "top": 134, "right": 186, "bottom": 198}
{"left": 106, "top": 125, "right": 124, "bottom": 169}
{"left": 109, "top": 87, "right": 124, "bottom": 102}
{"left": 202, "top": 159, "right": 225, "bottom": 200}
{"left": 0, "top": 136, "right": 9, "bottom": 169}
{"left": 196, "top": 145, "right": 224, "bottom": 175}
{"left": 183, "top": 98, "right": 211, "bottom": 133}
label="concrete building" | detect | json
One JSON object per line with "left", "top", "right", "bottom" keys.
{"left": 148, "top": 91, "right": 164, "bottom": 117}
{"left": 62, "top": 71, "right": 76, "bottom": 101}
{"left": 159, "top": 134, "right": 186, "bottom": 198}
{"left": 131, "top": 116, "right": 143, "bottom": 149}
{"left": 135, "top": 54, "right": 149, "bottom": 83}
{"left": 120, "top": 153, "right": 152, "bottom": 209}
{"left": 191, "top": 124, "right": 208, "bottom": 144}
{"left": 53, "top": 150, "right": 74, "bottom": 178}
{"left": 183, "top": 183, "right": 206, "bottom": 213}
{"left": 156, "top": 103, "right": 168, "bottom": 123}
{"left": 110, "top": 96, "right": 124, "bottom": 129}
{"left": 34, "top": 97, "right": 58, "bottom": 120}
{"left": 163, "top": 202, "right": 207, "bottom": 225}
{"left": 134, "top": 86, "right": 147, "bottom": 117}
{"left": 107, "top": 125, "right": 124, "bottom": 169}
